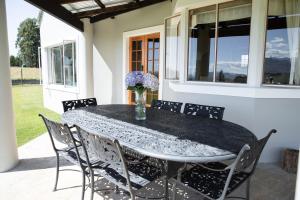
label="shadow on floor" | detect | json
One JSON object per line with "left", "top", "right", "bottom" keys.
{"left": 6, "top": 156, "right": 73, "bottom": 172}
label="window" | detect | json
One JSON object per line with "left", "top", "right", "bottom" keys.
{"left": 165, "top": 15, "right": 181, "bottom": 80}
{"left": 263, "top": 0, "right": 300, "bottom": 86}
{"left": 187, "top": 0, "right": 252, "bottom": 83}
{"left": 49, "top": 42, "right": 76, "bottom": 86}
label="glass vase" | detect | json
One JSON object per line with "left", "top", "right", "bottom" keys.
{"left": 135, "top": 90, "right": 146, "bottom": 120}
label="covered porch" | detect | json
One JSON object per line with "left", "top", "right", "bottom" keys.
{"left": 0, "top": 0, "right": 299, "bottom": 199}
{"left": 0, "top": 133, "right": 296, "bottom": 199}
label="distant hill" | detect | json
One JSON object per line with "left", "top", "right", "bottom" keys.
{"left": 264, "top": 57, "right": 291, "bottom": 74}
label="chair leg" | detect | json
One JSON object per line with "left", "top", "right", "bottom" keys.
{"left": 81, "top": 171, "right": 86, "bottom": 200}
{"left": 246, "top": 178, "right": 251, "bottom": 200}
{"left": 172, "top": 182, "right": 177, "bottom": 200}
{"left": 53, "top": 154, "right": 60, "bottom": 191}
{"left": 90, "top": 173, "right": 94, "bottom": 200}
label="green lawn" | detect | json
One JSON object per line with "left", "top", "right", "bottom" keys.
{"left": 12, "top": 85, "right": 60, "bottom": 146}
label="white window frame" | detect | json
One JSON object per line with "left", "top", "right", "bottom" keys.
{"left": 47, "top": 41, "right": 77, "bottom": 88}
{"left": 164, "top": 0, "right": 300, "bottom": 98}
{"left": 261, "top": 0, "right": 300, "bottom": 89}
{"left": 184, "top": 0, "right": 252, "bottom": 85}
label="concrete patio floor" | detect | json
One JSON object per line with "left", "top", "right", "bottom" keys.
{"left": 0, "top": 133, "right": 296, "bottom": 200}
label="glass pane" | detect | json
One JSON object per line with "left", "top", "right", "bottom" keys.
{"left": 73, "top": 43, "right": 77, "bottom": 86}
{"left": 154, "top": 60, "right": 159, "bottom": 78}
{"left": 148, "top": 49, "right": 153, "bottom": 60}
{"left": 154, "top": 38, "right": 160, "bottom": 48}
{"left": 165, "top": 15, "right": 181, "bottom": 80}
{"left": 188, "top": 5, "right": 216, "bottom": 81}
{"left": 148, "top": 61, "right": 153, "bottom": 73}
{"left": 52, "top": 47, "right": 63, "bottom": 85}
{"left": 132, "top": 51, "right": 136, "bottom": 61}
{"left": 137, "top": 41, "right": 142, "bottom": 50}
{"left": 154, "top": 49, "right": 159, "bottom": 60}
{"left": 146, "top": 89, "right": 153, "bottom": 105}
{"left": 132, "top": 62, "right": 137, "bottom": 71}
{"left": 132, "top": 41, "right": 137, "bottom": 50}
{"left": 263, "top": 0, "right": 300, "bottom": 85}
{"left": 137, "top": 62, "right": 143, "bottom": 71}
{"left": 64, "top": 43, "right": 74, "bottom": 86}
{"left": 137, "top": 51, "right": 142, "bottom": 61}
{"left": 148, "top": 39, "right": 153, "bottom": 49}
{"left": 216, "top": 0, "right": 252, "bottom": 83}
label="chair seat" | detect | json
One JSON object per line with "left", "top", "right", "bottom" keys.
{"left": 59, "top": 146, "right": 103, "bottom": 167}
{"left": 178, "top": 162, "right": 250, "bottom": 199}
{"left": 93, "top": 156, "right": 163, "bottom": 191}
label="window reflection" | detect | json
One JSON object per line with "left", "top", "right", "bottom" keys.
{"left": 263, "top": 0, "right": 300, "bottom": 86}
{"left": 188, "top": 0, "right": 252, "bottom": 83}
{"left": 188, "top": 5, "right": 216, "bottom": 81}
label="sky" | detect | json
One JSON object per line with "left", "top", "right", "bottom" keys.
{"left": 5, "top": 0, "right": 40, "bottom": 56}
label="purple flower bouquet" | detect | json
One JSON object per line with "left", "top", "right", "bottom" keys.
{"left": 125, "top": 71, "right": 159, "bottom": 93}
{"left": 125, "top": 71, "right": 159, "bottom": 120}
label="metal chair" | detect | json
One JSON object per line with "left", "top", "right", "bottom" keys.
{"left": 172, "top": 129, "right": 277, "bottom": 200}
{"left": 39, "top": 114, "right": 100, "bottom": 200}
{"left": 62, "top": 98, "right": 97, "bottom": 112}
{"left": 183, "top": 103, "right": 225, "bottom": 120}
{"left": 72, "top": 125, "right": 168, "bottom": 200}
{"left": 151, "top": 99, "right": 183, "bottom": 113}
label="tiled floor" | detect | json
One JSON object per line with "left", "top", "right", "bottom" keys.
{"left": 0, "top": 134, "right": 296, "bottom": 200}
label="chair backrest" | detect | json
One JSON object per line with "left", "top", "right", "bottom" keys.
{"left": 39, "top": 114, "right": 74, "bottom": 151}
{"left": 183, "top": 103, "right": 225, "bottom": 120}
{"left": 219, "top": 129, "right": 277, "bottom": 199}
{"left": 151, "top": 99, "right": 183, "bottom": 113}
{"left": 235, "top": 129, "right": 277, "bottom": 172}
{"left": 62, "top": 98, "right": 97, "bottom": 112}
{"left": 74, "top": 126, "right": 133, "bottom": 191}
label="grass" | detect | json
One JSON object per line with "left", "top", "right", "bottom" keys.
{"left": 10, "top": 67, "right": 41, "bottom": 80}
{"left": 12, "top": 85, "right": 60, "bottom": 146}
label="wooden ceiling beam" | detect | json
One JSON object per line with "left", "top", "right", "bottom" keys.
{"left": 24, "top": 0, "right": 84, "bottom": 32}
{"left": 90, "top": 0, "right": 168, "bottom": 23}
{"left": 94, "top": 0, "right": 105, "bottom": 8}
{"left": 76, "top": 2, "right": 135, "bottom": 18}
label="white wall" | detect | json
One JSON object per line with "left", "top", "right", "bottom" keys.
{"left": 92, "top": 1, "right": 173, "bottom": 104}
{"left": 163, "top": 81, "right": 300, "bottom": 163}
{"left": 40, "top": 14, "right": 94, "bottom": 113}
{"left": 91, "top": 0, "right": 300, "bottom": 163}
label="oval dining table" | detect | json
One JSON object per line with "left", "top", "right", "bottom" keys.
{"left": 61, "top": 104, "right": 257, "bottom": 198}
{"left": 62, "top": 104, "right": 256, "bottom": 162}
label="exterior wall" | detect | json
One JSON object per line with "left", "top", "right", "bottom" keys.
{"left": 92, "top": 2, "right": 173, "bottom": 104}
{"left": 163, "top": 80, "right": 300, "bottom": 163}
{"left": 91, "top": 0, "right": 300, "bottom": 163}
{"left": 40, "top": 14, "right": 94, "bottom": 113}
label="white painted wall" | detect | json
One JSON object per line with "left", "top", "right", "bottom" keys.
{"left": 91, "top": 0, "right": 300, "bottom": 163}
{"left": 40, "top": 14, "right": 94, "bottom": 113}
{"left": 92, "top": 1, "right": 173, "bottom": 104}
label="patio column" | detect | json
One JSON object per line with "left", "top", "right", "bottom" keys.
{"left": 0, "top": 0, "right": 18, "bottom": 172}
{"left": 78, "top": 19, "right": 94, "bottom": 98}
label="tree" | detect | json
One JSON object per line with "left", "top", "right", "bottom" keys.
{"left": 15, "top": 18, "right": 40, "bottom": 68}
{"left": 10, "top": 55, "right": 21, "bottom": 67}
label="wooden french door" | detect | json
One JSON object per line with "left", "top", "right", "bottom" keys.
{"left": 128, "top": 33, "right": 160, "bottom": 105}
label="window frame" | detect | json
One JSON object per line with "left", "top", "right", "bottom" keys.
{"left": 163, "top": 0, "right": 300, "bottom": 98}
{"left": 261, "top": 0, "right": 300, "bottom": 88}
{"left": 164, "top": 14, "right": 182, "bottom": 80}
{"left": 47, "top": 41, "right": 77, "bottom": 88}
{"left": 185, "top": 1, "right": 252, "bottom": 85}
